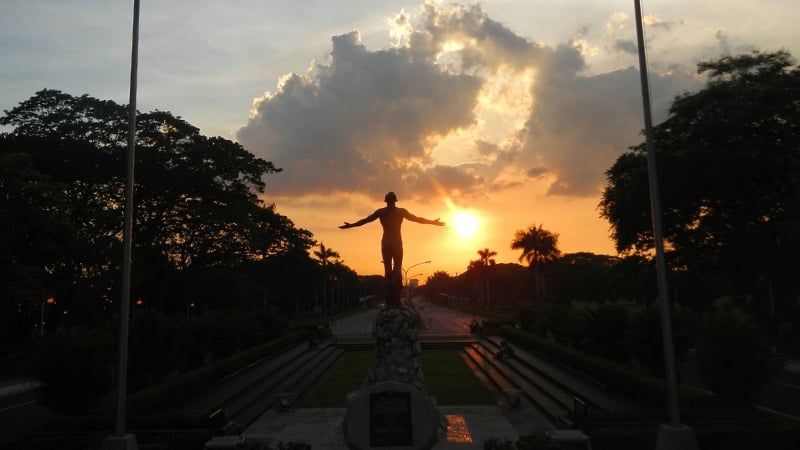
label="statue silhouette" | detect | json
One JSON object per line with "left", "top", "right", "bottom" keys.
{"left": 340, "top": 192, "right": 444, "bottom": 305}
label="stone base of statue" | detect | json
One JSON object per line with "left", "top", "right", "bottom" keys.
{"left": 344, "top": 381, "right": 440, "bottom": 450}
{"left": 366, "top": 306, "right": 425, "bottom": 389}
{"left": 343, "top": 306, "right": 443, "bottom": 449}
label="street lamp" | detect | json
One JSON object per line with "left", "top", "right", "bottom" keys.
{"left": 403, "top": 261, "right": 431, "bottom": 304}
{"left": 40, "top": 297, "right": 55, "bottom": 337}
{"left": 402, "top": 260, "right": 431, "bottom": 287}
{"left": 405, "top": 274, "right": 425, "bottom": 303}
{"left": 106, "top": 2, "right": 141, "bottom": 447}
{"left": 633, "top": 1, "right": 697, "bottom": 448}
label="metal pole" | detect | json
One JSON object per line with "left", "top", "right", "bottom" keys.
{"left": 113, "top": 0, "right": 140, "bottom": 437}
{"left": 40, "top": 298, "right": 46, "bottom": 337}
{"left": 402, "top": 261, "right": 430, "bottom": 304}
{"left": 633, "top": 0, "right": 680, "bottom": 426}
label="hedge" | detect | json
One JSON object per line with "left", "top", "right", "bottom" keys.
{"left": 500, "top": 326, "right": 713, "bottom": 408}
{"left": 123, "top": 330, "right": 306, "bottom": 413}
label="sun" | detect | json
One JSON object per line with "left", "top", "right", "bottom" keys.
{"left": 452, "top": 211, "right": 479, "bottom": 239}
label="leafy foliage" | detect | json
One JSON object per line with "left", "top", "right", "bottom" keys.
{"left": 696, "top": 300, "right": 774, "bottom": 405}
{"left": 511, "top": 224, "right": 561, "bottom": 304}
{"left": 33, "top": 327, "right": 115, "bottom": 413}
{"left": 600, "top": 50, "right": 800, "bottom": 309}
{"left": 0, "top": 89, "right": 327, "bottom": 340}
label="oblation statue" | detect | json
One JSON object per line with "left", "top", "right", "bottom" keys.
{"left": 340, "top": 191, "right": 444, "bottom": 306}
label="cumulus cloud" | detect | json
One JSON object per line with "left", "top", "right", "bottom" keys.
{"left": 237, "top": 1, "right": 702, "bottom": 202}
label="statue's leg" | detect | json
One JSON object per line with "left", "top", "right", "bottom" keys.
{"left": 382, "top": 244, "right": 404, "bottom": 306}
{"left": 387, "top": 284, "right": 401, "bottom": 306}
{"left": 384, "top": 258, "right": 402, "bottom": 306}
{"left": 393, "top": 248, "right": 404, "bottom": 304}
{"left": 381, "top": 245, "right": 393, "bottom": 294}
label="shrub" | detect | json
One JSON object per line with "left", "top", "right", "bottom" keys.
{"left": 540, "top": 304, "right": 588, "bottom": 348}
{"left": 696, "top": 302, "right": 773, "bottom": 406}
{"left": 626, "top": 305, "right": 697, "bottom": 376}
{"left": 513, "top": 304, "right": 538, "bottom": 333}
{"left": 580, "top": 304, "right": 630, "bottom": 362}
{"left": 501, "top": 326, "right": 712, "bottom": 408}
{"left": 33, "top": 326, "right": 114, "bottom": 413}
{"left": 126, "top": 329, "right": 305, "bottom": 412}
{"left": 128, "top": 314, "right": 179, "bottom": 390}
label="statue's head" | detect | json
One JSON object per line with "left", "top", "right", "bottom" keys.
{"left": 384, "top": 191, "right": 397, "bottom": 204}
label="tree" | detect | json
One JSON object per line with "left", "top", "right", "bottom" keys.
{"left": 599, "top": 50, "right": 800, "bottom": 313}
{"left": 0, "top": 150, "right": 73, "bottom": 345}
{"left": 327, "top": 260, "right": 358, "bottom": 313}
{"left": 510, "top": 224, "right": 561, "bottom": 304}
{"left": 0, "top": 89, "right": 310, "bottom": 323}
{"left": 549, "top": 253, "right": 620, "bottom": 304}
{"left": 696, "top": 302, "right": 773, "bottom": 405}
{"left": 422, "top": 270, "right": 454, "bottom": 303}
{"left": 476, "top": 248, "right": 497, "bottom": 304}
{"left": 313, "top": 242, "right": 340, "bottom": 314}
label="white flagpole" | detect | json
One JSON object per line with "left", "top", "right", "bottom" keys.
{"left": 632, "top": 1, "right": 697, "bottom": 449}
{"left": 105, "top": 1, "right": 140, "bottom": 449}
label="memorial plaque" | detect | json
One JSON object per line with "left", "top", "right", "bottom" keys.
{"left": 369, "top": 390, "right": 413, "bottom": 447}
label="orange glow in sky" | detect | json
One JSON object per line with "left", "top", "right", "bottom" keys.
{"left": 452, "top": 210, "right": 479, "bottom": 239}
{"left": 2, "top": 2, "right": 798, "bottom": 284}
{"left": 273, "top": 177, "right": 617, "bottom": 278}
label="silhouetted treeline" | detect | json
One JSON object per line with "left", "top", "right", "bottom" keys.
{"left": 423, "top": 51, "right": 800, "bottom": 407}
{"left": 0, "top": 89, "right": 361, "bottom": 350}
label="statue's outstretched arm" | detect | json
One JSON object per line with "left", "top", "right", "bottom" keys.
{"left": 402, "top": 209, "right": 445, "bottom": 226}
{"left": 340, "top": 210, "right": 381, "bottom": 229}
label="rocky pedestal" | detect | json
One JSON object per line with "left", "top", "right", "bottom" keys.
{"left": 343, "top": 306, "right": 442, "bottom": 450}
{"left": 366, "top": 306, "right": 425, "bottom": 389}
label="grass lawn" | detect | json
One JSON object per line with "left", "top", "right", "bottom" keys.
{"left": 419, "top": 350, "right": 495, "bottom": 405}
{"left": 298, "top": 349, "right": 495, "bottom": 407}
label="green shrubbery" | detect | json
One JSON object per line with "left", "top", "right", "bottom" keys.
{"left": 125, "top": 329, "right": 305, "bottom": 413}
{"left": 501, "top": 325, "right": 709, "bottom": 408}
{"left": 520, "top": 303, "right": 697, "bottom": 377}
{"left": 502, "top": 311, "right": 800, "bottom": 448}
{"left": 33, "top": 309, "right": 294, "bottom": 413}
{"left": 33, "top": 327, "right": 115, "bottom": 413}
{"left": 586, "top": 419, "right": 800, "bottom": 450}
{"left": 695, "top": 300, "right": 774, "bottom": 406}
{"left": 508, "top": 298, "right": 776, "bottom": 407}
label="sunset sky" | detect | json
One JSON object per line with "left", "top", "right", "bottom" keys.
{"left": 2, "top": 1, "right": 798, "bottom": 277}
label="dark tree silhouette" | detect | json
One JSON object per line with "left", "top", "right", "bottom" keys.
{"left": 511, "top": 224, "right": 561, "bottom": 305}
{"left": 600, "top": 50, "right": 800, "bottom": 311}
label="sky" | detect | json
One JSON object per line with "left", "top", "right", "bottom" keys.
{"left": 2, "top": 1, "right": 798, "bottom": 277}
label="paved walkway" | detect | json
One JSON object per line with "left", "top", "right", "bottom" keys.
{"left": 241, "top": 305, "right": 557, "bottom": 449}
{"left": 242, "top": 404, "right": 554, "bottom": 449}
{"left": 0, "top": 378, "right": 41, "bottom": 397}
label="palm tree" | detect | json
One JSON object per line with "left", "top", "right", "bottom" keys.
{"left": 313, "top": 242, "right": 340, "bottom": 314}
{"left": 477, "top": 248, "right": 497, "bottom": 304}
{"left": 510, "top": 224, "right": 561, "bottom": 305}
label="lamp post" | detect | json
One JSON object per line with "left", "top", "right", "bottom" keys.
{"left": 633, "top": 1, "right": 697, "bottom": 449}
{"left": 405, "top": 273, "right": 424, "bottom": 304}
{"left": 105, "top": 1, "right": 140, "bottom": 448}
{"left": 40, "top": 297, "right": 55, "bottom": 337}
{"left": 403, "top": 261, "right": 431, "bottom": 304}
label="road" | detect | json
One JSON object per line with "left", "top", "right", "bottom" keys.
{"left": 330, "top": 296, "right": 478, "bottom": 337}
{"left": 412, "top": 297, "right": 479, "bottom": 335}
{"left": 0, "top": 382, "right": 52, "bottom": 437}
{"left": 331, "top": 298, "right": 800, "bottom": 420}
{"left": 756, "top": 362, "right": 800, "bottom": 417}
